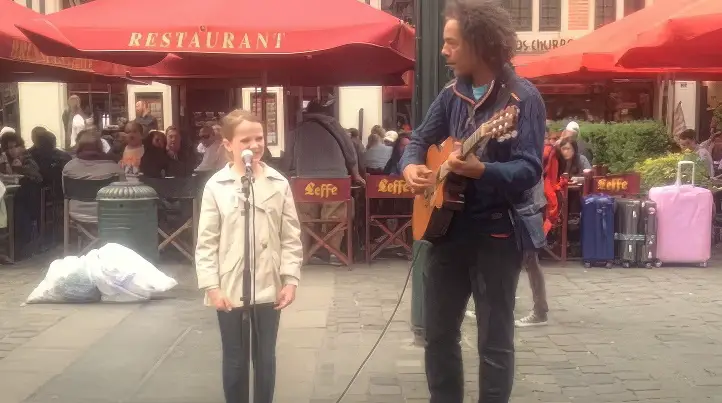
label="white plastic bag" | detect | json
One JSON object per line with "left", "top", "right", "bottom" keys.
{"left": 26, "top": 256, "right": 101, "bottom": 304}
{"left": 88, "top": 243, "right": 178, "bottom": 302}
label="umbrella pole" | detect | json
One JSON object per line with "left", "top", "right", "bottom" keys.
{"left": 107, "top": 84, "right": 112, "bottom": 127}
{"left": 261, "top": 71, "right": 268, "bottom": 144}
{"left": 669, "top": 74, "right": 677, "bottom": 137}
{"left": 88, "top": 83, "right": 93, "bottom": 124}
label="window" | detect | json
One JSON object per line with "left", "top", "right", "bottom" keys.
{"left": 624, "top": 0, "right": 645, "bottom": 16}
{"left": 39, "top": 0, "right": 45, "bottom": 14}
{"left": 539, "top": 0, "right": 562, "bottom": 31}
{"left": 502, "top": 0, "right": 533, "bottom": 32}
{"left": 595, "top": 0, "right": 616, "bottom": 28}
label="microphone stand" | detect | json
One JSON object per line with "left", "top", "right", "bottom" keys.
{"left": 241, "top": 172, "right": 254, "bottom": 403}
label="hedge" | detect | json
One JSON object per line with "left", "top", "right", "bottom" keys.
{"left": 633, "top": 152, "right": 710, "bottom": 192}
{"left": 549, "top": 120, "right": 673, "bottom": 173}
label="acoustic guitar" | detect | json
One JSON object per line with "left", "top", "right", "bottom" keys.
{"left": 411, "top": 105, "right": 520, "bottom": 242}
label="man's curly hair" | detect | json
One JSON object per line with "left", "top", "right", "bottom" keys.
{"left": 444, "top": 0, "right": 517, "bottom": 74}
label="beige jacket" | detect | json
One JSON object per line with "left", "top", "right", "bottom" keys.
{"left": 195, "top": 163, "right": 302, "bottom": 307}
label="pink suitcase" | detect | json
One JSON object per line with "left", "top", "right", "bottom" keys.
{"left": 648, "top": 161, "right": 713, "bottom": 267}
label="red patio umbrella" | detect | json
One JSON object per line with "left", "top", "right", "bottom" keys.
{"left": 127, "top": 52, "right": 409, "bottom": 87}
{"left": 0, "top": 0, "right": 128, "bottom": 83}
{"left": 614, "top": 0, "right": 722, "bottom": 69}
{"left": 512, "top": 0, "right": 717, "bottom": 80}
{"left": 15, "top": 0, "right": 415, "bottom": 84}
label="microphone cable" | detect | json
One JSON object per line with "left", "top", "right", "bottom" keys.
{"left": 334, "top": 241, "right": 427, "bottom": 403}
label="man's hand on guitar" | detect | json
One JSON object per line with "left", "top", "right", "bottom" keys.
{"left": 447, "top": 142, "right": 485, "bottom": 179}
{"left": 403, "top": 164, "right": 434, "bottom": 194}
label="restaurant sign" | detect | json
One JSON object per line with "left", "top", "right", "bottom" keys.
{"left": 128, "top": 32, "right": 285, "bottom": 51}
{"left": 516, "top": 38, "right": 573, "bottom": 53}
{"left": 366, "top": 175, "right": 414, "bottom": 199}
{"left": 591, "top": 173, "right": 641, "bottom": 196}
{"left": 10, "top": 40, "right": 94, "bottom": 71}
{"left": 291, "top": 178, "right": 351, "bottom": 203}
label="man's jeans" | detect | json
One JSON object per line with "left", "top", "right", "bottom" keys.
{"left": 217, "top": 303, "right": 280, "bottom": 403}
{"left": 425, "top": 234, "right": 522, "bottom": 403}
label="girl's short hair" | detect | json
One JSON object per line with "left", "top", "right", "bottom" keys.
{"left": 220, "top": 109, "right": 262, "bottom": 141}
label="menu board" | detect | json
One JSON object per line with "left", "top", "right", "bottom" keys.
{"left": 250, "top": 92, "right": 278, "bottom": 146}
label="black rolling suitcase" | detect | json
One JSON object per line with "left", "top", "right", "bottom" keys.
{"left": 614, "top": 198, "right": 659, "bottom": 268}
{"left": 614, "top": 199, "right": 642, "bottom": 268}
{"left": 637, "top": 200, "right": 659, "bottom": 268}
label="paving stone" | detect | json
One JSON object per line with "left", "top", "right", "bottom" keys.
{"left": 4, "top": 256, "right": 722, "bottom": 402}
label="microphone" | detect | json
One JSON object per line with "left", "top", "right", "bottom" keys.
{"left": 241, "top": 149, "right": 254, "bottom": 173}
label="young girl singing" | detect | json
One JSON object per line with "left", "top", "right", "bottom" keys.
{"left": 195, "top": 109, "right": 303, "bottom": 403}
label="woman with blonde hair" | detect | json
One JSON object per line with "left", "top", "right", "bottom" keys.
{"left": 195, "top": 109, "right": 302, "bottom": 403}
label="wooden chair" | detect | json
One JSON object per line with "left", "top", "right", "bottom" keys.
{"left": 140, "top": 176, "right": 200, "bottom": 262}
{"left": 291, "top": 177, "right": 353, "bottom": 266}
{"left": 364, "top": 175, "right": 413, "bottom": 263}
{"left": 63, "top": 176, "right": 118, "bottom": 256}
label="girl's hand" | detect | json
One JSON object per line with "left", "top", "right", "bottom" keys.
{"left": 275, "top": 284, "right": 297, "bottom": 310}
{"left": 207, "top": 288, "right": 233, "bottom": 312}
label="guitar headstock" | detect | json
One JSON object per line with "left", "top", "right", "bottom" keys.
{"left": 484, "top": 105, "right": 519, "bottom": 142}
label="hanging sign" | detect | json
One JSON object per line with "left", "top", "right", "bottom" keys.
{"left": 127, "top": 32, "right": 285, "bottom": 51}
{"left": 516, "top": 38, "right": 574, "bottom": 53}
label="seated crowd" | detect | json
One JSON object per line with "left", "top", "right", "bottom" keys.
{"left": 0, "top": 120, "right": 236, "bottom": 260}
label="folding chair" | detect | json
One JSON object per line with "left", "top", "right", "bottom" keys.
{"left": 542, "top": 185, "right": 568, "bottom": 263}
{"left": 39, "top": 179, "right": 64, "bottom": 250}
{"left": 63, "top": 176, "right": 119, "bottom": 256}
{"left": 140, "top": 176, "right": 200, "bottom": 262}
{"left": 291, "top": 177, "right": 353, "bottom": 266}
{"left": 364, "top": 175, "right": 414, "bottom": 263}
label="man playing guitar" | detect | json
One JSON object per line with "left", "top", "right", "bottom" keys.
{"left": 401, "top": 0, "right": 546, "bottom": 401}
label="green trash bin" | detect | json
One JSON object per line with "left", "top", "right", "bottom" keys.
{"left": 411, "top": 240, "right": 431, "bottom": 342}
{"left": 97, "top": 182, "right": 159, "bottom": 263}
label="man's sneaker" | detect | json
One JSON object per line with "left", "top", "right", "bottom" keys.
{"left": 515, "top": 312, "right": 548, "bottom": 327}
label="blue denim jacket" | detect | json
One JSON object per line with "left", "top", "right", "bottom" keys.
{"left": 400, "top": 65, "right": 546, "bottom": 250}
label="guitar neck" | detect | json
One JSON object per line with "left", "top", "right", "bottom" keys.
{"left": 460, "top": 126, "right": 486, "bottom": 158}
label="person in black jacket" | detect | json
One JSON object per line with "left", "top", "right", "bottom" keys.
{"left": 28, "top": 126, "right": 71, "bottom": 197}
{"left": 139, "top": 127, "right": 195, "bottom": 178}
{"left": 285, "top": 100, "right": 364, "bottom": 262}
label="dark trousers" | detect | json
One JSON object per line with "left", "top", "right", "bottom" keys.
{"left": 524, "top": 251, "right": 549, "bottom": 316}
{"left": 425, "top": 234, "right": 522, "bottom": 403}
{"left": 217, "top": 303, "right": 281, "bottom": 403}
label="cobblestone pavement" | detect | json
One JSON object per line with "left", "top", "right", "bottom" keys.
{"left": 308, "top": 257, "right": 722, "bottom": 403}
{"left": 2, "top": 252, "right": 722, "bottom": 402}
{"left": 0, "top": 254, "right": 73, "bottom": 361}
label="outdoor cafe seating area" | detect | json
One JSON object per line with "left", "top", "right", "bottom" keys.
{"left": 0, "top": 171, "right": 416, "bottom": 267}
{"left": 4, "top": 165, "right": 713, "bottom": 268}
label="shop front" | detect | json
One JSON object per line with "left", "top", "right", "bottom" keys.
{"left": 539, "top": 80, "right": 655, "bottom": 122}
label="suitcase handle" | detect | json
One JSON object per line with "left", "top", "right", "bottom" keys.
{"left": 676, "top": 160, "right": 696, "bottom": 186}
